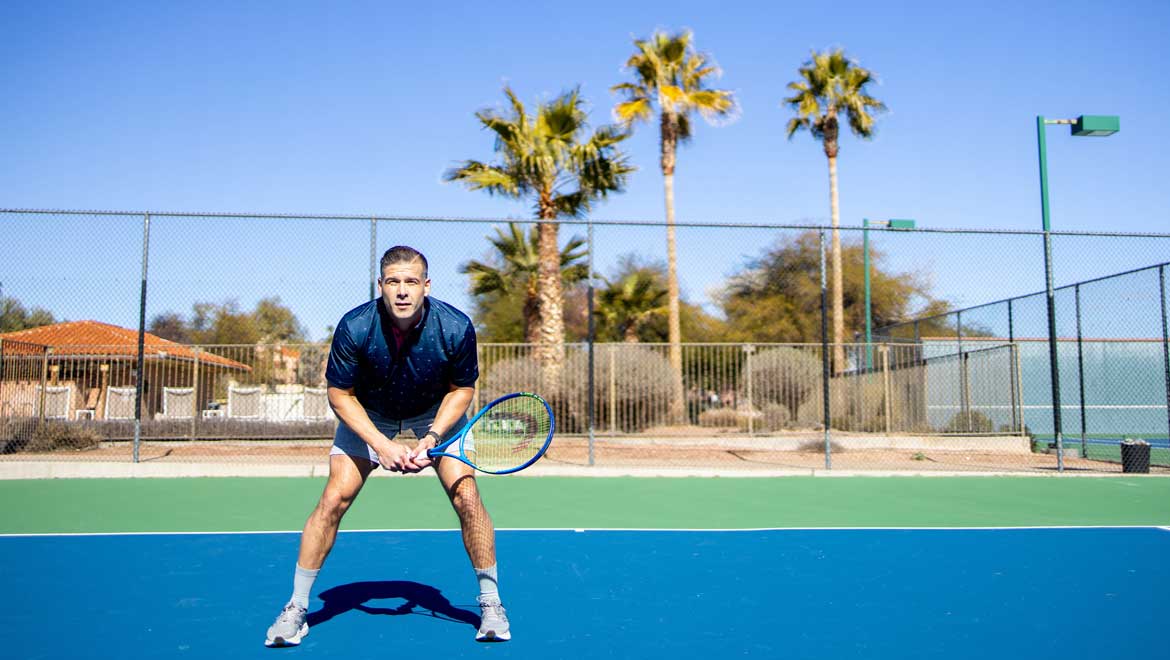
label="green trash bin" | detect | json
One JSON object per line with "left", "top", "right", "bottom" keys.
{"left": 1120, "top": 439, "right": 1150, "bottom": 474}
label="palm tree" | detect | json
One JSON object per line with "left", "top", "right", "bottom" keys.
{"left": 612, "top": 29, "right": 735, "bottom": 421}
{"left": 783, "top": 48, "right": 886, "bottom": 372}
{"left": 446, "top": 87, "right": 632, "bottom": 389}
{"left": 598, "top": 269, "right": 669, "bottom": 343}
{"left": 461, "top": 222, "right": 589, "bottom": 344}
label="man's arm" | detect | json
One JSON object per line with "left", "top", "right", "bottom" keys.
{"left": 327, "top": 386, "right": 416, "bottom": 472}
{"left": 407, "top": 383, "right": 475, "bottom": 469}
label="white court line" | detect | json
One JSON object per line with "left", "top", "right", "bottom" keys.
{"left": 2, "top": 525, "right": 1169, "bottom": 538}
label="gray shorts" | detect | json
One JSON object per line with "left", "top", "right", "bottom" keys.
{"left": 330, "top": 404, "right": 470, "bottom": 465}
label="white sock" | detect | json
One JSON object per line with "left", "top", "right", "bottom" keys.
{"left": 475, "top": 564, "right": 499, "bottom": 602}
{"left": 290, "top": 564, "right": 319, "bottom": 609}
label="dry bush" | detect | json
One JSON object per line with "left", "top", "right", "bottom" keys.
{"left": 760, "top": 403, "right": 792, "bottom": 431}
{"left": 22, "top": 422, "right": 102, "bottom": 452}
{"left": 740, "top": 347, "right": 822, "bottom": 420}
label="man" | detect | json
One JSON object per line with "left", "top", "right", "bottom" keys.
{"left": 265, "top": 246, "right": 509, "bottom": 646}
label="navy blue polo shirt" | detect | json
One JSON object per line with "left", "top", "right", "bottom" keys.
{"left": 325, "top": 297, "right": 479, "bottom": 419}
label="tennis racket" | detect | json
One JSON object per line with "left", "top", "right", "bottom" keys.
{"left": 424, "top": 392, "right": 554, "bottom": 474}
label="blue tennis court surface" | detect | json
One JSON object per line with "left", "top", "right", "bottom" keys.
{"left": 2, "top": 528, "right": 1167, "bottom": 659}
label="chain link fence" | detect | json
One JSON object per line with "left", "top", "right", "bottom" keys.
{"left": 877, "top": 261, "right": 1170, "bottom": 471}
{"left": 2, "top": 209, "right": 1168, "bottom": 473}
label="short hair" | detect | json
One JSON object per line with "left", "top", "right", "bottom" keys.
{"left": 379, "top": 246, "right": 428, "bottom": 279}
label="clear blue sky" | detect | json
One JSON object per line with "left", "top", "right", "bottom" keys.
{"left": 3, "top": 0, "right": 1169, "bottom": 339}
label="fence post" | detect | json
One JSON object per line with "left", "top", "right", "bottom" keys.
{"left": 956, "top": 310, "right": 966, "bottom": 431}
{"left": 190, "top": 347, "right": 201, "bottom": 441}
{"left": 1007, "top": 298, "right": 1015, "bottom": 343}
{"left": 587, "top": 219, "right": 595, "bottom": 466}
{"left": 1075, "top": 284, "right": 1087, "bottom": 459}
{"left": 37, "top": 346, "right": 50, "bottom": 427}
{"left": 882, "top": 345, "right": 892, "bottom": 435}
{"left": 369, "top": 217, "right": 378, "bottom": 301}
{"left": 133, "top": 212, "right": 151, "bottom": 464}
{"left": 1015, "top": 339, "right": 1024, "bottom": 437}
{"left": 608, "top": 347, "right": 616, "bottom": 434}
{"left": 1160, "top": 265, "right": 1170, "bottom": 454}
{"left": 473, "top": 345, "right": 481, "bottom": 413}
{"left": 961, "top": 351, "right": 972, "bottom": 432}
{"left": 819, "top": 230, "right": 832, "bottom": 469}
{"left": 744, "top": 344, "right": 754, "bottom": 436}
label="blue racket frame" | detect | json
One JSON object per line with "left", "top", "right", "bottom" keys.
{"left": 426, "top": 392, "right": 555, "bottom": 474}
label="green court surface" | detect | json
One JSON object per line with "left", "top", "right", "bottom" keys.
{"left": 2, "top": 476, "right": 1169, "bottom": 534}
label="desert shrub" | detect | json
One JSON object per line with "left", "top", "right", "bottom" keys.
{"left": 590, "top": 346, "right": 677, "bottom": 432}
{"left": 760, "top": 403, "right": 792, "bottom": 431}
{"left": 792, "top": 378, "right": 891, "bottom": 432}
{"left": 479, "top": 354, "right": 585, "bottom": 433}
{"left": 939, "top": 410, "right": 995, "bottom": 434}
{"left": 0, "top": 418, "right": 38, "bottom": 453}
{"left": 829, "top": 377, "right": 887, "bottom": 432}
{"left": 698, "top": 407, "right": 747, "bottom": 430}
{"left": 797, "top": 438, "right": 844, "bottom": 454}
{"left": 740, "top": 347, "right": 822, "bottom": 419}
{"left": 22, "top": 422, "right": 102, "bottom": 452}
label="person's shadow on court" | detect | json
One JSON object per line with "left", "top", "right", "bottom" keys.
{"left": 307, "top": 581, "right": 479, "bottom": 630}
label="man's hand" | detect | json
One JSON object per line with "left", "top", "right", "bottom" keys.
{"left": 407, "top": 431, "right": 440, "bottom": 471}
{"left": 374, "top": 440, "right": 422, "bottom": 473}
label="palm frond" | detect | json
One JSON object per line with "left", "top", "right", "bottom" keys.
{"left": 613, "top": 97, "right": 653, "bottom": 126}
{"left": 443, "top": 161, "right": 522, "bottom": 197}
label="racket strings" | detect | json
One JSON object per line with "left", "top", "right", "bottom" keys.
{"left": 468, "top": 396, "right": 552, "bottom": 472}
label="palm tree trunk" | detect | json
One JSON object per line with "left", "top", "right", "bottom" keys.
{"left": 524, "top": 282, "right": 540, "bottom": 346}
{"left": 661, "top": 121, "right": 685, "bottom": 425}
{"left": 828, "top": 154, "right": 846, "bottom": 374}
{"left": 535, "top": 213, "right": 565, "bottom": 393}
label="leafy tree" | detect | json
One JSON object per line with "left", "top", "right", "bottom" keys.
{"left": 613, "top": 29, "right": 735, "bottom": 418}
{"left": 253, "top": 297, "right": 307, "bottom": 343}
{"left": 722, "top": 231, "right": 943, "bottom": 344}
{"left": 461, "top": 222, "right": 588, "bottom": 344}
{"left": 446, "top": 86, "right": 632, "bottom": 388}
{"left": 783, "top": 48, "right": 886, "bottom": 370}
{"left": 147, "top": 312, "right": 190, "bottom": 343}
{"left": 149, "top": 298, "right": 305, "bottom": 346}
{"left": 0, "top": 292, "right": 56, "bottom": 333}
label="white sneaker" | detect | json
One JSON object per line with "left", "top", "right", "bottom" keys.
{"left": 265, "top": 602, "right": 308, "bottom": 647}
{"left": 476, "top": 596, "right": 511, "bottom": 642}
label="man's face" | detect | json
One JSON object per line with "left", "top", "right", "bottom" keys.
{"left": 379, "top": 259, "right": 430, "bottom": 326}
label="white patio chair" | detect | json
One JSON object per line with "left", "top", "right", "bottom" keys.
{"left": 104, "top": 386, "right": 138, "bottom": 420}
{"left": 35, "top": 385, "right": 72, "bottom": 420}
{"left": 162, "top": 387, "right": 195, "bottom": 419}
{"left": 303, "top": 387, "right": 331, "bottom": 421}
{"left": 227, "top": 386, "right": 264, "bottom": 419}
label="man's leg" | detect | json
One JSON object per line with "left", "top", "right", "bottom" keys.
{"left": 266, "top": 453, "right": 376, "bottom": 647}
{"left": 435, "top": 457, "right": 510, "bottom": 641}
{"left": 298, "top": 452, "right": 377, "bottom": 569}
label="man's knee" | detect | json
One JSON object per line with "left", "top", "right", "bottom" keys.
{"left": 450, "top": 479, "right": 483, "bottom": 518}
{"left": 324, "top": 485, "right": 359, "bottom": 513}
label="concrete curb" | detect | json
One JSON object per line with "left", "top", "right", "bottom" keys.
{"left": 1, "top": 461, "right": 1165, "bottom": 480}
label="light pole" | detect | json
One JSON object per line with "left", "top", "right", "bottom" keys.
{"left": 1036, "top": 114, "right": 1119, "bottom": 471}
{"left": 863, "top": 218, "right": 915, "bottom": 370}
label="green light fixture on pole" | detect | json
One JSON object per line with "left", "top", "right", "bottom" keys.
{"left": 1036, "top": 114, "right": 1119, "bottom": 471}
{"left": 863, "top": 217, "right": 915, "bottom": 370}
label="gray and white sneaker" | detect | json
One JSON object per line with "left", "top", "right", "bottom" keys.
{"left": 476, "top": 596, "right": 511, "bottom": 642}
{"left": 265, "top": 602, "right": 308, "bottom": 647}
